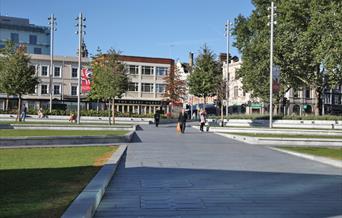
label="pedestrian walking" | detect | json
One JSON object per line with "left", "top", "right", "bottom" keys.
{"left": 199, "top": 109, "right": 206, "bottom": 132}
{"left": 21, "top": 105, "right": 27, "bottom": 122}
{"left": 38, "top": 108, "right": 44, "bottom": 119}
{"left": 154, "top": 110, "right": 160, "bottom": 127}
{"left": 178, "top": 109, "right": 188, "bottom": 134}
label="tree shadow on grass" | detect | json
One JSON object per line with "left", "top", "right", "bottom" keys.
{"left": 0, "top": 166, "right": 101, "bottom": 218}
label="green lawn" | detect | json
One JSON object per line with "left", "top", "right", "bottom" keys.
{"left": 0, "top": 129, "right": 128, "bottom": 137}
{"left": 278, "top": 147, "right": 342, "bottom": 160}
{"left": 230, "top": 132, "right": 342, "bottom": 139}
{"left": 0, "top": 146, "right": 117, "bottom": 218}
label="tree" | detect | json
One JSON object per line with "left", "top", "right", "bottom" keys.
{"left": 0, "top": 41, "right": 39, "bottom": 120}
{"left": 91, "top": 49, "right": 128, "bottom": 124}
{"left": 308, "top": 0, "right": 342, "bottom": 114}
{"left": 163, "top": 65, "right": 186, "bottom": 103}
{"left": 187, "top": 45, "right": 222, "bottom": 108}
{"left": 233, "top": 0, "right": 340, "bottom": 115}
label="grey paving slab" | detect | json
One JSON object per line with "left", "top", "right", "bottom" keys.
{"left": 95, "top": 124, "right": 342, "bottom": 218}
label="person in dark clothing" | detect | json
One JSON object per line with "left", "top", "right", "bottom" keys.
{"left": 154, "top": 111, "right": 161, "bottom": 127}
{"left": 21, "top": 106, "right": 27, "bottom": 122}
{"left": 178, "top": 109, "right": 188, "bottom": 133}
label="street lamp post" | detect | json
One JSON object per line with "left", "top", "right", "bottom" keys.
{"left": 224, "top": 20, "right": 233, "bottom": 120}
{"left": 268, "top": 2, "right": 276, "bottom": 128}
{"left": 48, "top": 14, "right": 56, "bottom": 113}
{"left": 75, "top": 13, "right": 86, "bottom": 124}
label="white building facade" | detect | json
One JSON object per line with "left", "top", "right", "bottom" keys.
{"left": 0, "top": 54, "right": 174, "bottom": 115}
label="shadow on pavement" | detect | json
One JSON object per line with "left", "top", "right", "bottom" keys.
{"left": 130, "top": 132, "right": 142, "bottom": 143}
{"left": 98, "top": 163, "right": 342, "bottom": 217}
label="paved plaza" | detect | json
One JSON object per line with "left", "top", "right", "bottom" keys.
{"left": 95, "top": 124, "right": 342, "bottom": 218}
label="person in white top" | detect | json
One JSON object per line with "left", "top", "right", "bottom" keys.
{"left": 199, "top": 109, "right": 206, "bottom": 132}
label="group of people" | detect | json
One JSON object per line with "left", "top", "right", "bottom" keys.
{"left": 178, "top": 109, "right": 207, "bottom": 133}
{"left": 154, "top": 108, "right": 207, "bottom": 134}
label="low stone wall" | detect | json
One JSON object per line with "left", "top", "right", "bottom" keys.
{"left": 202, "top": 126, "right": 342, "bottom": 136}
{"left": 62, "top": 144, "right": 128, "bottom": 218}
{"left": 0, "top": 114, "right": 153, "bottom": 124}
{"left": 207, "top": 119, "right": 342, "bottom": 129}
{"left": 0, "top": 131, "right": 134, "bottom": 147}
{"left": 0, "top": 123, "right": 136, "bottom": 131}
{"left": 216, "top": 132, "right": 342, "bottom": 147}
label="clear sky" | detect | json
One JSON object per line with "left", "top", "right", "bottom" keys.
{"left": 0, "top": 0, "right": 254, "bottom": 62}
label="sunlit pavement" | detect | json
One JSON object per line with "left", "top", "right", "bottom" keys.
{"left": 95, "top": 124, "right": 342, "bottom": 218}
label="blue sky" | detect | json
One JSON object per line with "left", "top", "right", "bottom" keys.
{"left": 0, "top": 0, "right": 254, "bottom": 62}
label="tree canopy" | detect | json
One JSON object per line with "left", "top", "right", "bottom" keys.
{"left": 0, "top": 41, "right": 39, "bottom": 119}
{"left": 163, "top": 65, "right": 186, "bottom": 103}
{"left": 91, "top": 49, "right": 128, "bottom": 123}
{"left": 233, "top": 0, "right": 342, "bottom": 114}
{"left": 187, "top": 45, "right": 222, "bottom": 104}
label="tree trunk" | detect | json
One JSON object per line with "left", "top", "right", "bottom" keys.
{"left": 96, "top": 99, "right": 99, "bottom": 112}
{"left": 220, "top": 101, "right": 224, "bottom": 126}
{"left": 314, "top": 88, "right": 321, "bottom": 116}
{"left": 108, "top": 100, "right": 111, "bottom": 125}
{"left": 203, "top": 96, "right": 207, "bottom": 111}
{"left": 112, "top": 98, "right": 115, "bottom": 124}
{"left": 5, "top": 94, "right": 9, "bottom": 111}
{"left": 16, "top": 95, "right": 21, "bottom": 122}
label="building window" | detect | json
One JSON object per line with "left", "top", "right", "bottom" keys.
{"left": 29, "top": 35, "right": 37, "bottom": 45}
{"left": 10, "top": 33, "right": 19, "bottom": 43}
{"left": 41, "top": 66, "right": 48, "bottom": 76}
{"left": 234, "top": 86, "right": 238, "bottom": 98}
{"left": 53, "top": 85, "right": 60, "bottom": 95}
{"left": 54, "top": 66, "right": 61, "bottom": 77}
{"left": 141, "top": 83, "right": 154, "bottom": 93}
{"left": 29, "top": 65, "right": 36, "bottom": 74}
{"left": 71, "top": 86, "right": 77, "bottom": 96}
{"left": 293, "top": 89, "right": 299, "bottom": 98}
{"left": 128, "top": 65, "right": 139, "bottom": 75}
{"left": 34, "top": 47, "right": 42, "bottom": 54}
{"left": 156, "top": 67, "right": 168, "bottom": 76}
{"left": 305, "top": 88, "right": 311, "bottom": 98}
{"left": 72, "top": 68, "right": 78, "bottom": 78}
{"left": 142, "top": 66, "right": 154, "bottom": 75}
{"left": 156, "top": 84, "right": 166, "bottom": 93}
{"left": 41, "top": 85, "right": 48, "bottom": 95}
{"left": 128, "top": 82, "right": 138, "bottom": 92}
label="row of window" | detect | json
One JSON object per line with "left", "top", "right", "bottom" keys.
{"left": 10, "top": 33, "right": 38, "bottom": 45}
{"left": 37, "top": 65, "right": 167, "bottom": 78}
{"left": 10, "top": 33, "right": 42, "bottom": 54}
{"left": 38, "top": 82, "right": 166, "bottom": 96}
{"left": 127, "top": 65, "right": 168, "bottom": 76}
{"left": 35, "top": 65, "right": 78, "bottom": 78}
{"left": 39, "top": 84, "right": 78, "bottom": 96}
{"left": 128, "top": 83, "right": 166, "bottom": 93}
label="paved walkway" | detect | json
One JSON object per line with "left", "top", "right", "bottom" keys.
{"left": 95, "top": 124, "right": 342, "bottom": 218}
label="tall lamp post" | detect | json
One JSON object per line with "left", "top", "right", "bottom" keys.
{"left": 75, "top": 13, "right": 86, "bottom": 124}
{"left": 48, "top": 14, "right": 56, "bottom": 113}
{"left": 224, "top": 20, "right": 233, "bottom": 119}
{"left": 268, "top": 2, "right": 276, "bottom": 128}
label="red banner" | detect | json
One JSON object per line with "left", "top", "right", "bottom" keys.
{"left": 81, "top": 68, "right": 93, "bottom": 93}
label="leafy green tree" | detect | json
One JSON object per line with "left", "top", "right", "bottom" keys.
{"left": 233, "top": 0, "right": 341, "bottom": 115}
{"left": 308, "top": 0, "right": 342, "bottom": 114}
{"left": 91, "top": 49, "right": 128, "bottom": 124}
{"left": 0, "top": 42, "right": 39, "bottom": 120}
{"left": 187, "top": 45, "right": 222, "bottom": 108}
